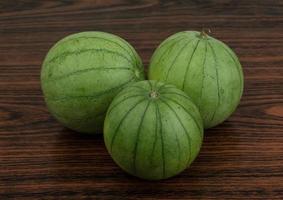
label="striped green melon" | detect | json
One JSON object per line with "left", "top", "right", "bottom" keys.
{"left": 41, "top": 31, "right": 144, "bottom": 134}
{"left": 104, "top": 80, "right": 203, "bottom": 180}
{"left": 148, "top": 31, "right": 244, "bottom": 129}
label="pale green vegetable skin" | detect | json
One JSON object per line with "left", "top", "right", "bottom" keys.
{"left": 148, "top": 31, "right": 244, "bottom": 129}
{"left": 104, "top": 80, "right": 203, "bottom": 180}
{"left": 41, "top": 32, "right": 144, "bottom": 134}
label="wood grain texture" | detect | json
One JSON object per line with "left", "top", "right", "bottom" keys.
{"left": 0, "top": 0, "right": 283, "bottom": 199}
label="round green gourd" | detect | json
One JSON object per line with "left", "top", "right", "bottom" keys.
{"left": 41, "top": 31, "right": 144, "bottom": 134}
{"left": 104, "top": 80, "right": 203, "bottom": 180}
{"left": 148, "top": 31, "right": 244, "bottom": 129}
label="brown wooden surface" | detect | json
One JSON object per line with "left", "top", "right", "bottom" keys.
{"left": 1, "top": 0, "right": 283, "bottom": 199}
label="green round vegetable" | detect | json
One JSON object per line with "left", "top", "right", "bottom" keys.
{"left": 148, "top": 31, "right": 244, "bottom": 128}
{"left": 104, "top": 80, "right": 203, "bottom": 180}
{"left": 41, "top": 31, "right": 144, "bottom": 134}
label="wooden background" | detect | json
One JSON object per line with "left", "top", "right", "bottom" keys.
{"left": 0, "top": 0, "right": 283, "bottom": 199}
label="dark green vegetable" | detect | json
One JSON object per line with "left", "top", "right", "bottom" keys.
{"left": 104, "top": 80, "right": 203, "bottom": 180}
